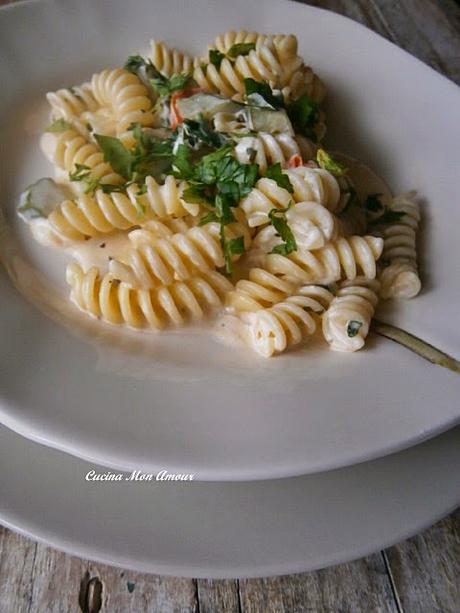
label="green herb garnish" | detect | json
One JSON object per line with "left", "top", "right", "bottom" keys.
{"left": 209, "top": 49, "right": 225, "bottom": 69}
{"left": 268, "top": 207, "right": 297, "bottom": 256}
{"left": 69, "top": 163, "right": 101, "bottom": 194}
{"left": 151, "top": 72, "right": 194, "bottom": 99}
{"left": 208, "top": 43, "right": 255, "bottom": 70}
{"left": 94, "top": 134, "right": 133, "bottom": 179}
{"left": 375, "top": 209, "right": 406, "bottom": 225}
{"left": 176, "top": 145, "right": 258, "bottom": 272}
{"left": 347, "top": 320, "right": 363, "bottom": 338}
{"left": 364, "top": 193, "right": 384, "bottom": 212}
{"left": 227, "top": 42, "right": 256, "bottom": 58}
{"left": 317, "top": 149, "right": 348, "bottom": 177}
{"left": 264, "top": 163, "right": 293, "bottom": 192}
{"left": 45, "top": 118, "right": 72, "bottom": 133}
{"left": 285, "top": 94, "right": 319, "bottom": 139}
{"left": 244, "top": 78, "right": 283, "bottom": 109}
{"left": 181, "top": 117, "right": 229, "bottom": 150}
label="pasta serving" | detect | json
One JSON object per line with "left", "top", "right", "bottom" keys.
{"left": 18, "top": 30, "right": 422, "bottom": 358}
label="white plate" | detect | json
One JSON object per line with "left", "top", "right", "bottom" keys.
{"left": 1, "top": 0, "right": 460, "bottom": 481}
{"left": 1, "top": 424, "right": 459, "bottom": 578}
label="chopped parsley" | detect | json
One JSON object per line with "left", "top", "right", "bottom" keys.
{"left": 285, "top": 94, "right": 319, "bottom": 139}
{"left": 244, "top": 78, "right": 283, "bottom": 109}
{"left": 264, "top": 163, "right": 293, "bottom": 192}
{"left": 176, "top": 145, "right": 258, "bottom": 272}
{"left": 179, "top": 117, "right": 229, "bottom": 150}
{"left": 208, "top": 43, "right": 255, "bottom": 70}
{"left": 347, "top": 320, "right": 363, "bottom": 338}
{"left": 268, "top": 207, "right": 297, "bottom": 256}
{"left": 124, "top": 53, "right": 194, "bottom": 101}
{"left": 151, "top": 72, "right": 194, "bottom": 100}
{"left": 227, "top": 42, "right": 256, "bottom": 58}
{"left": 94, "top": 134, "right": 133, "bottom": 179}
{"left": 69, "top": 163, "right": 100, "bottom": 194}
{"left": 94, "top": 127, "right": 174, "bottom": 185}
{"left": 316, "top": 149, "right": 348, "bottom": 177}
{"left": 364, "top": 193, "right": 384, "bottom": 213}
{"left": 209, "top": 49, "right": 225, "bottom": 69}
{"left": 45, "top": 118, "right": 72, "bottom": 133}
{"left": 375, "top": 209, "right": 406, "bottom": 225}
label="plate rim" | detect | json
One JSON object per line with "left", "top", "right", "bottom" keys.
{"left": 1, "top": 0, "right": 460, "bottom": 482}
{"left": 0, "top": 425, "right": 459, "bottom": 578}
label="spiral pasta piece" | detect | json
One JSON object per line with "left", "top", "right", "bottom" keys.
{"left": 109, "top": 225, "right": 225, "bottom": 288}
{"left": 248, "top": 285, "right": 334, "bottom": 357}
{"left": 264, "top": 235, "right": 384, "bottom": 284}
{"left": 47, "top": 176, "right": 198, "bottom": 240}
{"left": 41, "top": 128, "right": 123, "bottom": 187}
{"left": 234, "top": 134, "right": 299, "bottom": 175}
{"left": 149, "top": 39, "right": 194, "bottom": 77}
{"left": 281, "top": 66, "right": 326, "bottom": 104}
{"left": 378, "top": 193, "right": 421, "bottom": 300}
{"left": 46, "top": 83, "right": 100, "bottom": 121}
{"left": 322, "top": 278, "right": 380, "bottom": 352}
{"left": 226, "top": 268, "right": 297, "bottom": 312}
{"left": 284, "top": 166, "right": 344, "bottom": 212}
{"left": 91, "top": 68, "right": 155, "bottom": 138}
{"left": 66, "top": 263, "right": 233, "bottom": 329}
{"left": 212, "top": 31, "right": 299, "bottom": 61}
{"left": 193, "top": 44, "right": 286, "bottom": 98}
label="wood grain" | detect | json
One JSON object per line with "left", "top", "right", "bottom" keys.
{"left": 238, "top": 554, "right": 398, "bottom": 613}
{"left": 384, "top": 508, "right": 460, "bottom": 613}
{"left": 0, "top": 0, "right": 460, "bottom": 611}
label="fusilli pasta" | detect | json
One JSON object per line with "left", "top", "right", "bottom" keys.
{"left": 42, "top": 128, "right": 123, "bottom": 187}
{"left": 47, "top": 176, "right": 197, "bottom": 240}
{"left": 264, "top": 235, "right": 384, "bottom": 284}
{"left": 377, "top": 193, "right": 421, "bottom": 300}
{"left": 91, "top": 68, "right": 156, "bottom": 140}
{"left": 19, "top": 28, "right": 424, "bottom": 359}
{"left": 322, "top": 278, "right": 379, "bottom": 352}
{"left": 67, "top": 263, "right": 233, "bottom": 328}
{"left": 234, "top": 133, "right": 299, "bottom": 174}
{"left": 149, "top": 39, "right": 194, "bottom": 77}
{"left": 46, "top": 83, "right": 99, "bottom": 122}
{"left": 248, "top": 285, "right": 334, "bottom": 356}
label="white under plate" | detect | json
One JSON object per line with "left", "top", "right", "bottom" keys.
{"left": 1, "top": 0, "right": 460, "bottom": 481}
{"left": 1, "top": 424, "right": 459, "bottom": 578}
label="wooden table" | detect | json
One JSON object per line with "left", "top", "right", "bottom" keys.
{"left": 1, "top": 0, "right": 459, "bottom": 611}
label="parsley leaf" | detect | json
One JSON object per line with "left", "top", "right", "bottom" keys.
{"left": 151, "top": 72, "right": 193, "bottom": 99}
{"left": 227, "top": 42, "right": 256, "bottom": 58}
{"left": 45, "top": 118, "right": 72, "bottom": 133}
{"left": 221, "top": 233, "right": 245, "bottom": 273}
{"left": 375, "top": 209, "right": 406, "bottom": 225}
{"left": 316, "top": 149, "right": 348, "bottom": 177}
{"left": 172, "top": 144, "right": 195, "bottom": 179}
{"left": 285, "top": 94, "right": 319, "bottom": 138}
{"left": 209, "top": 49, "right": 225, "bottom": 69}
{"left": 268, "top": 207, "right": 297, "bottom": 255}
{"left": 180, "top": 117, "right": 229, "bottom": 150}
{"left": 177, "top": 145, "right": 258, "bottom": 272}
{"left": 124, "top": 54, "right": 148, "bottom": 74}
{"left": 364, "top": 193, "right": 384, "bottom": 212}
{"left": 347, "top": 320, "right": 363, "bottom": 338}
{"left": 264, "top": 163, "right": 293, "bottom": 192}
{"left": 244, "top": 78, "right": 283, "bottom": 109}
{"left": 94, "top": 134, "right": 133, "bottom": 179}
{"left": 68, "top": 163, "right": 101, "bottom": 194}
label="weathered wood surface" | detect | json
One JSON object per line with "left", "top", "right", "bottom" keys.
{"left": 1, "top": 0, "right": 460, "bottom": 611}
{"left": 1, "top": 512, "right": 460, "bottom": 612}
